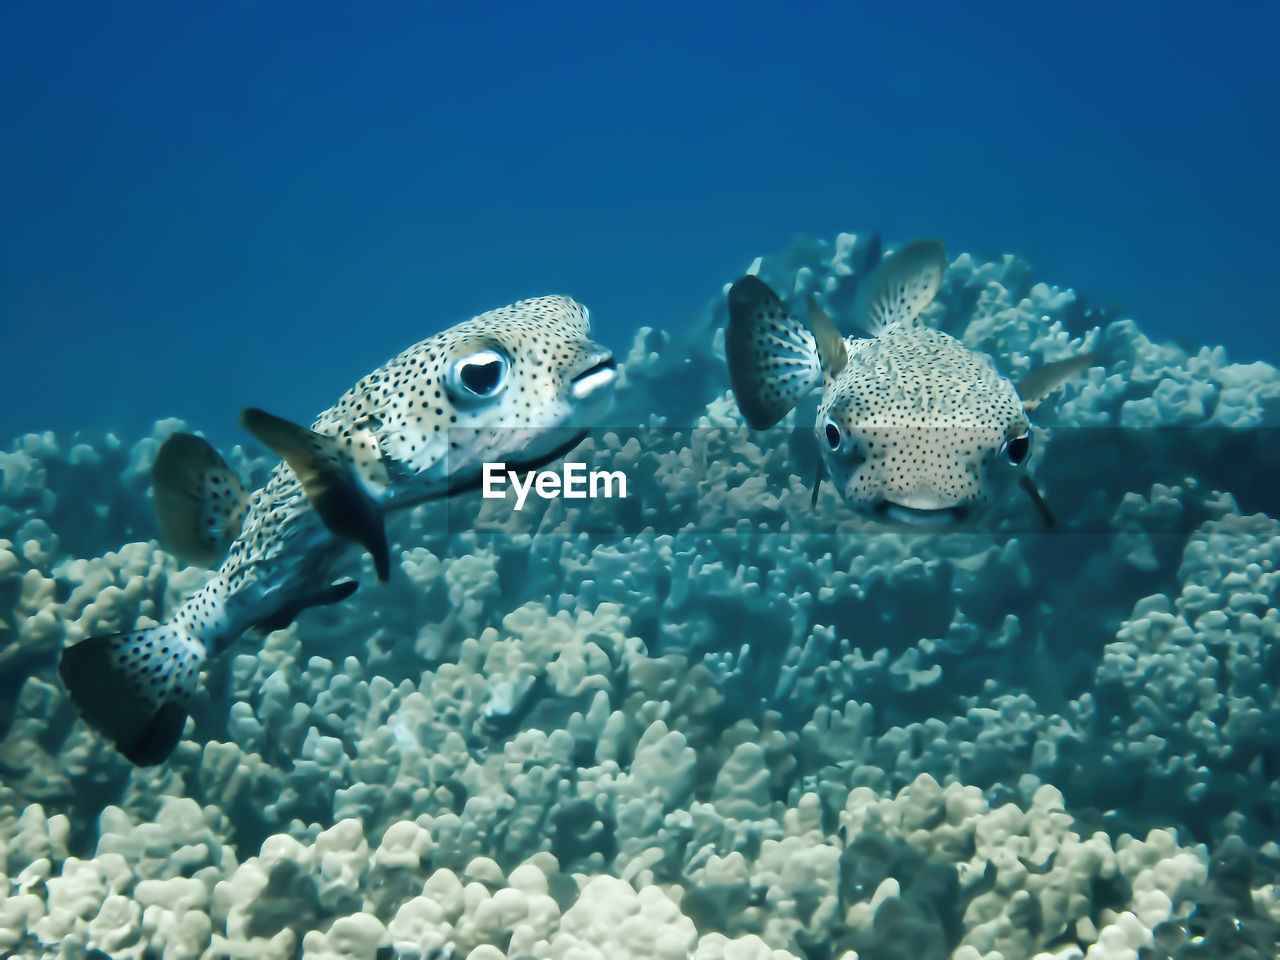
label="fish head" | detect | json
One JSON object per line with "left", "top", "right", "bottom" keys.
{"left": 815, "top": 327, "right": 1032, "bottom": 527}
{"left": 437, "top": 294, "right": 617, "bottom": 430}
{"left": 353, "top": 295, "right": 617, "bottom": 487}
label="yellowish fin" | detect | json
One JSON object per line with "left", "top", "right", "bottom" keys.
{"left": 1017, "top": 352, "right": 1098, "bottom": 411}
{"left": 239, "top": 407, "right": 391, "bottom": 582}
{"left": 152, "top": 433, "right": 248, "bottom": 567}
{"left": 806, "top": 296, "right": 848, "bottom": 376}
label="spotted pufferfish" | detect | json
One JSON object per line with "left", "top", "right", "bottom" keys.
{"left": 726, "top": 239, "right": 1095, "bottom": 526}
{"left": 59, "top": 296, "right": 618, "bottom": 765}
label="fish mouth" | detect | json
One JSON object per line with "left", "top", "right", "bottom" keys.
{"left": 504, "top": 429, "right": 590, "bottom": 472}
{"left": 569, "top": 354, "right": 618, "bottom": 401}
{"left": 875, "top": 500, "right": 971, "bottom": 527}
{"left": 444, "top": 429, "right": 590, "bottom": 496}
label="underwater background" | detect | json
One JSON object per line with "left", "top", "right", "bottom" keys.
{"left": 4, "top": 2, "right": 1280, "bottom": 960}
{"left": 4, "top": 0, "right": 1279, "bottom": 443}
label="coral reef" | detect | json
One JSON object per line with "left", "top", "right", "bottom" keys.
{"left": 3, "top": 232, "right": 1279, "bottom": 958}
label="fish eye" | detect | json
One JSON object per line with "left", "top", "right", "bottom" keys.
{"left": 1003, "top": 431, "right": 1031, "bottom": 466}
{"left": 446, "top": 348, "right": 510, "bottom": 403}
{"left": 823, "top": 419, "right": 842, "bottom": 451}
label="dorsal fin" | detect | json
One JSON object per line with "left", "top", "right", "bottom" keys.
{"left": 725, "top": 275, "right": 822, "bottom": 429}
{"left": 853, "top": 238, "right": 948, "bottom": 335}
{"left": 1017, "top": 353, "right": 1098, "bottom": 411}
{"left": 239, "top": 407, "right": 391, "bottom": 582}
{"left": 806, "top": 296, "right": 849, "bottom": 376}
{"left": 151, "top": 433, "right": 248, "bottom": 566}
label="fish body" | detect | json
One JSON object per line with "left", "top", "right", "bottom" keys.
{"left": 59, "top": 296, "right": 617, "bottom": 764}
{"left": 816, "top": 320, "right": 1030, "bottom": 524}
{"left": 726, "top": 239, "right": 1093, "bottom": 525}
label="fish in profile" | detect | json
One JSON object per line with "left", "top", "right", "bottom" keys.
{"left": 726, "top": 239, "right": 1095, "bottom": 526}
{"left": 59, "top": 296, "right": 617, "bottom": 765}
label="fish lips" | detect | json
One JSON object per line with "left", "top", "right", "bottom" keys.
{"left": 569, "top": 353, "right": 618, "bottom": 396}
{"left": 567, "top": 352, "right": 619, "bottom": 420}
{"left": 873, "top": 499, "right": 972, "bottom": 528}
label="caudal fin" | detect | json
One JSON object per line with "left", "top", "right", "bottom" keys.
{"left": 57, "top": 626, "right": 205, "bottom": 766}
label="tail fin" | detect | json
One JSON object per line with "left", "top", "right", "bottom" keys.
{"left": 57, "top": 626, "right": 205, "bottom": 766}
{"left": 725, "top": 275, "right": 823, "bottom": 429}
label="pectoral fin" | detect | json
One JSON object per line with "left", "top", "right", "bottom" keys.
{"left": 152, "top": 433, "right": 248, "bottom": 566}
{"left": 249, "top": 579, "right": 360, "bottom": 637}
{"left": 1017, "top": 353, "right": 1098, "bottom": 411}
{"left": 1019, "top": 475, "right": 1058, "bottom": 530}
{"left": 239, "top": 407, "right": 391, "bottom": 581}
{"left": 725, "top": 275, "right": 823, "bottom": 429}
{"left": 806, "top": 296, "right": 848, "bottom": 376}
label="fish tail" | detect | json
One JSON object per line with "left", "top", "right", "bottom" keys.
{"left": 57, "top": 624, "right": 205, "bottom": 766}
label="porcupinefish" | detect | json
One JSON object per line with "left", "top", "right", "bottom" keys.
{"left": 59, "top": 296, "right": 617, "bottom": 765}
{"left": 726, "top": 239, "right": 1095, "bottom": 526}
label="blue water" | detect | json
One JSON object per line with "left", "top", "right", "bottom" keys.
{"left": 2, "top": 0, "right": 1277, "bottom": 446}
{"left": 8, "top": 7, "right": 1280, "bottom": 955}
